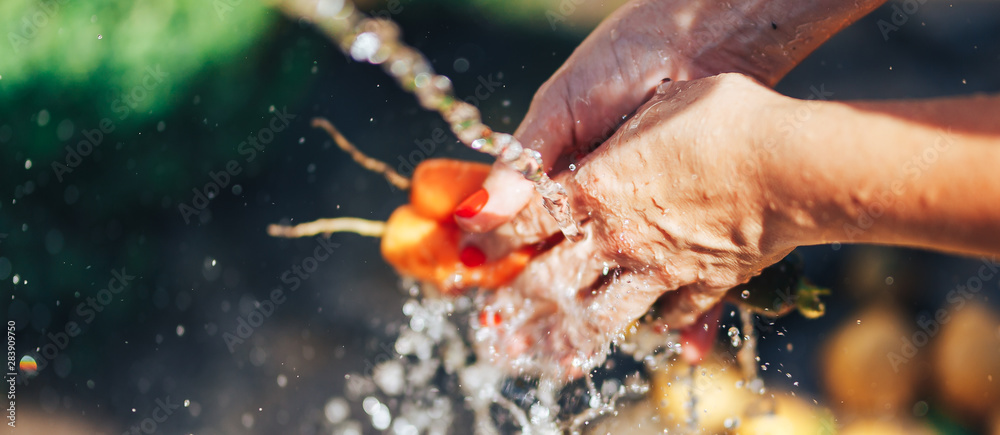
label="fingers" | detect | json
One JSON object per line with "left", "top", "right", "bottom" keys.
{"left": 455, "top": 76, "right": 693, "bottom": 235}
{"left": 455, "top": 78, "right": 576, "bottom": 233}
{"left": 454, "top": 163, "right": 537, "bottom": 234}
{"left": 508, "top": 232, "right": 606, "bottom": 300}
{"left": 478, "top": 233, "right": 667, "bottom": 379}
{"left": 476, "top": 237, "right": 608, "bottom": 376}
{"left": 460, "top": 186, "right": 569, "bottom": 262}
{"left": 678, "top": 303, "right": 723, "bottom": 364}
{"left": 656, "top": 283, "right": 728, "bottom": 330}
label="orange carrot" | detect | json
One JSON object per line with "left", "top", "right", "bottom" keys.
{"left": 410, "top": 159, "right": 491, "bottom": 222}
{"left": 381, "top": 159, "right": 532, "bottom": 293}
{"left": 283, "top": 121, "right": 529, "bottom": 294}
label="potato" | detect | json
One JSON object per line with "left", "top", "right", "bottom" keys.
{"left": 821, "top": 305, "right": 919, "bottom": 417}
{"left": 734, "top": 395, "right": 833, "bottom": 435}
{"left": 650, "top": 357, "right": 752, "bottom": 433}
{"left": 932, "top": 302, "right": 1000, "bottom": 422}
{"left": 839, "top": 418, "right": 935, "bottom": 435}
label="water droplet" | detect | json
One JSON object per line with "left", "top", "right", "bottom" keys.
{"left": 728, "top": 326, "right": 741, "bottom": 347}
{"left": 568, "top": 164, "right": 577, "bottom": 172}
{"left": 97, "top": 34, "right": 103, "bottom": 39}
{"left": 740, "top": 290, "right": 750, "bottom": 299}
{"left": 350, "top": 32, "right": 381, "bottom": 62}
{"left": 24, "top": 160, "right": 32, "bottom": 169}
{"left": 37, "top": 109, "right": 50, "bottom": 127}
{"left": 471, "top": 138, "right": 488, "bottom": 150}
{"left": 316, "top": 0, "right": 347, "bottom": 17}
{"left": 324, "top": 397, "right": 350, "bottom": 424}
{"left": 831, "top": 242, "right": 841, "bottom": 251}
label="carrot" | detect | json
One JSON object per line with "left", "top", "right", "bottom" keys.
{"left": 378, "top": 159, "right": 532, "bottom": 293}
{"left": 381, "top": 204, "right": 461, "bottom": 286}
{"left": 272, "top": 125, "right": 528, "bottom": 294}
{"left": 380, "top": 204, "right": 533, "bottom": 294}
{"left": 410, "top": 159, "right": 491, "bottom": 222}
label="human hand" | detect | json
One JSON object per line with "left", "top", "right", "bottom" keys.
{"left": 455, "top": 0, "right": 886, "bottom": 233}
{"left": 471, "top": 73, "right": 800, "bottom": 377}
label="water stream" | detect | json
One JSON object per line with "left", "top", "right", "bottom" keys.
{"left": 278, "top": 0, "right": 584, "bottom": 241}
{"left": 274, "top": 2, "right": 780, "bottom": 433}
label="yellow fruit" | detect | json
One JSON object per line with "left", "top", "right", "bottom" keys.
{"left": 839, "top": 418, "right": 935, "bottom": 435}
{"left": 821, "top": 305, "right": 919, "bottom": 417}
{"left": 734, "top": 395, "right": 833, "bottom": 435}
{"left": 734, "top": 413, "right": 795, "bottom": 435}
{"left": 650, "top": 357, "right": 751, "bottom": 433}
{"left": 932, "top": 302, "right": 1000, "bottom": 422}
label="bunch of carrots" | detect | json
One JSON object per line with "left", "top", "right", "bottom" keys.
{"left": 269, "top": 118, "right": 535, "bottom": 301}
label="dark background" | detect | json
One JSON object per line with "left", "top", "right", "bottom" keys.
{"left": 2, "top": 0, "right": 999, "bottom": 433}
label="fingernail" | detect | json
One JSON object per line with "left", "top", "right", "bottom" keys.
{"left": 479, "top": 309, "right": 502, "bottom": 327}
{"left": 459, "top": 246, "right": 487, "bottom": 267}
{"left": 454, "top": 188, "right": 489, "bottom": 218}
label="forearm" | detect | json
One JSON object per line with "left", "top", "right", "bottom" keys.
{"left": 767, "top": 94, "right": 1000, "bottom": 256}
{"left": 685, "top": 0, "right": 888, "bottom": 85}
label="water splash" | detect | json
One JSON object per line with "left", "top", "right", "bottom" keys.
{"left": 279, "top": 0, "right": 584, "bottom": 241}
{"left": 327, "top": 280, "right": 699, "bottom": 433}
{"left": 736, "top": 308, "right": 759, "bottom": 384}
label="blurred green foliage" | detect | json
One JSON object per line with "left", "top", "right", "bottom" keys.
{"left": 1, "top": 0, "right": 275, "bottom": 157}
{"left": 0, "top": 0, "right": 326, "bottom": 307}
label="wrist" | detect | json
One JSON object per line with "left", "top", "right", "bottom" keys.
{"left": 753, "top": 93, "right": 841, "bottom": 250}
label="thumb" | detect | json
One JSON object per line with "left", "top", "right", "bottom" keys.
{"left": 454, "top": 86, "right": 575, "bottom": 233}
